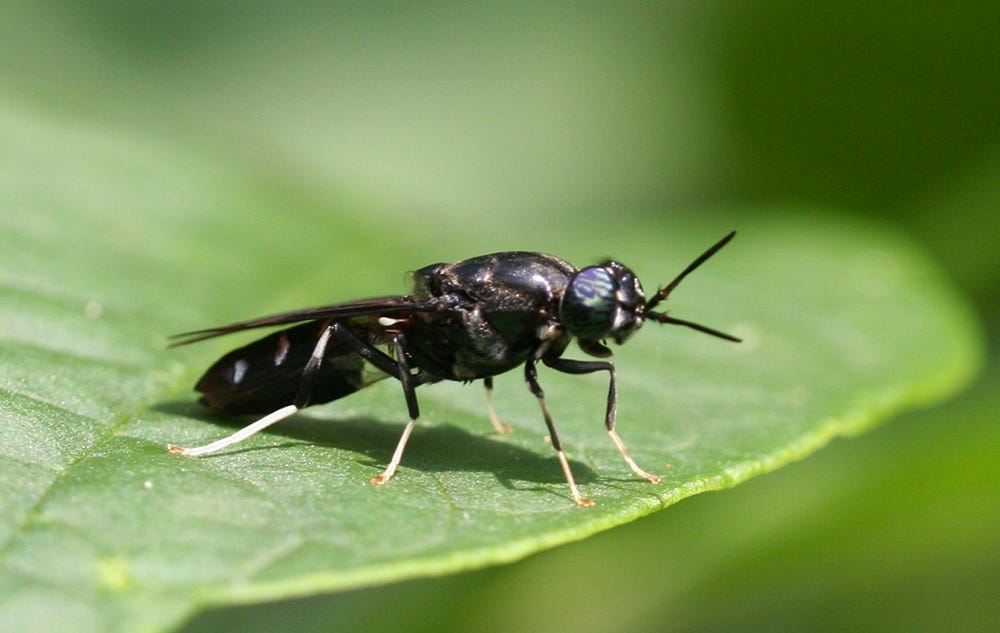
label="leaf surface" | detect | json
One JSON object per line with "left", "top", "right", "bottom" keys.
{"left": 0, "top": 105, "right": 980, "bottom": 633}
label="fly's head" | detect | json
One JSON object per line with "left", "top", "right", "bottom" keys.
{"left": 559, "top": 231, "right": 742, "bottom": 357}
{"left": 560, "top": 262, "right": 647, "bottom": 351}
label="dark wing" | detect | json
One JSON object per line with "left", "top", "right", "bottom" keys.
{"left": 170, "top": 295, "right": 435, "bottom": 346}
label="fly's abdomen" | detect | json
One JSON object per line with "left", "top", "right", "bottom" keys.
{"left": 194, "top": 321, "right": 388, "bottom": 414}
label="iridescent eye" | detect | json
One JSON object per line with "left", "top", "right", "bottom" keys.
{"left": 560, "top": 266, "right": 618, "bottom": 340}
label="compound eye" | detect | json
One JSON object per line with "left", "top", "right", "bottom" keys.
{"left": 560, "top": 266, "right": 618, "bottom": 340}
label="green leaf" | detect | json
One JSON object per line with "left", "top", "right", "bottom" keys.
{"left": 0, "top": 104, "right": 981, "bottom": 633}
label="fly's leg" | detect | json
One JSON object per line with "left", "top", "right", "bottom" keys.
{"left": 543, "top": 357, "right": 660, "bottom": 485}
{"left": 169, "top": 324, "right": 423, "bottom": 488}
{"left": 483, "top": 376, "right": 512, "bottom": 434}
{"left": 524, "top": 360, "right": 592, "bottom": 507}
{"left": 167, "top": 321, "right": 341, "bottom": 456}
{"left": 370, "top": 333, "right": 420, "bottom": 485}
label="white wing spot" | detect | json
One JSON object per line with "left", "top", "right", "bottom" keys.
{"left": 273, "top": 334, "right": 290, "bottom": 365}
{"left": 232, "top": 358, "right": 249, "bottom": 384}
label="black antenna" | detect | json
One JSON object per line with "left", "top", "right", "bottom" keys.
{"left": 647, "top": 313, "right": 741, "bottom": 342}
{"left": 644, "top": 231, "right": 740, "bottom": 343}
{"left": 645, "top": 230, "right": 736, "bottom": 312}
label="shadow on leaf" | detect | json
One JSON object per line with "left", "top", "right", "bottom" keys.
{"left": 153, "top": 400, "right": 598, "bottom": 492}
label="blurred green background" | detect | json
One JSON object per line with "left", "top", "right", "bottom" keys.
{"left": 2, "top": 2, "right": 996, "bottom": 631}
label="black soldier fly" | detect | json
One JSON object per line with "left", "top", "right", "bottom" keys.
{"left": 168, "top": 232, "right": 740, "bottom": 506}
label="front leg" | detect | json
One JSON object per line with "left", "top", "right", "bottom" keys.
{"left": 542, "top": 356, "right": 660, "bottom": 485}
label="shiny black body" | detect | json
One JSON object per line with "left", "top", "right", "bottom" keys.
{"left": 171, "top": 234, "right": 740, "bottom": 505}
{"left": 405, "top": 252, "right": 578, "bottom": 382}
{"left": 190, "top": 252, "right": 580, "bottom": 414}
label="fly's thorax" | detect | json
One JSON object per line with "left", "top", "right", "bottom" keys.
{"left": 407, "top": 263, "right": 447, "bottom": 299}
{"left": 411, "top": 252, "right": 575, "bottom": 307}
